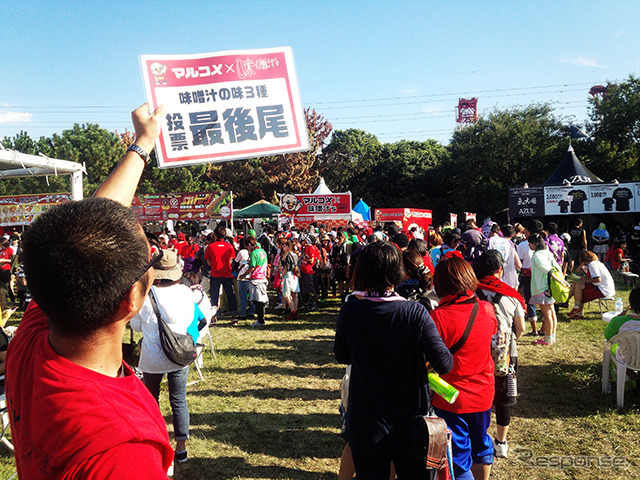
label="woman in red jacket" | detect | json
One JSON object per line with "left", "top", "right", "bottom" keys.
{"left": 429, "top": 255, "right": 497, "bottom": 480}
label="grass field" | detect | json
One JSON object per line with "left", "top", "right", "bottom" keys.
{"left": 1, "top": 287, "right": 639, "bottom": 480}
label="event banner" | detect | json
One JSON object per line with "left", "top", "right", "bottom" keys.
{"left": 511, "top": 182, "right": 639, "bottom": 217}
{"left": 140, "top": 47, "right": 309, "bottom": 168}
{"left": 279, "top": 193, "right": 351, "bottom": 217}
{"left": 131, "top": 191, "right": 232, "bottom": 221}
{"left": 0, "top": 193, "right": 71, "bottom": 227}
{"left": 508, "top": 186, "right": 544, "bottom": 218}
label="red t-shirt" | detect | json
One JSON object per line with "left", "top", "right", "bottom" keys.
{"left": 610, "top": 248, "right": 624, "bottom": 271}
{"left": 204, "top": 241, "right": 235, "bottom": 277}
{"left": 300, "top": 244, "right": 320, "bottom": 275}
{"left": 0, "top": 248, "right": 12, "bottom": 271}
{"left": 6, "top": 303, "right": 174, "bottom": 479}
{"left": 430, "top": 292, "right": 497, "bottom": 413}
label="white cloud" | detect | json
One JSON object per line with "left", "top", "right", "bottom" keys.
{"left": 421, "top": 104, "right": 444, "bottom": 114}
{"left": 560, "top": 56, "right": 603, "bottom": 68}
{"left": 0, "top": 111, "right": 33, "bottom": 124}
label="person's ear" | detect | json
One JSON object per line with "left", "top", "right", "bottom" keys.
{"left": 120, "top": 276, "right": 150, "bottom": 318}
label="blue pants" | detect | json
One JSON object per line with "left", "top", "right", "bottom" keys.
{"left": 433, "top": 408, "right": 493, "bottom": 479}
{"left": 143, "top": 367, "right": 190, "bottom": 441}
{"left": 210, "top": 276, "right": 237, "bottom": 315}
{"left": 237, "top": 280, "right": 255, "bottom": 317}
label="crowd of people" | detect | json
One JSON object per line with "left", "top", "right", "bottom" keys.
{"left": 1, "top": 102, "right": 639, "bottom": 479}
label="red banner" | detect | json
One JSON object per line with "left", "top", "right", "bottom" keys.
{"left": 131, "top": 191, "right": 232, "bottom": 221}
{"left": 279, "top": 193, "right": 351, "bottom": 216}
{"left": 0, "top": 193, "right": 71, "bottom": 226}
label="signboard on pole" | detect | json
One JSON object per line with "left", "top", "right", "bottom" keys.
{"left": 508, "top": 186, "right": 544, "bottom": 218}
{"left": 450, "top": 213, "right": 458, "bottom": 228}
{"left": 0, "top": 193, "right": 71, "bottom": 227}
{"left": 140, "top": 47, "right": 309, "bottom": 168}
{"left": 131, "top": 191, "right": 232, "bottom": 221}
{"left": 279, "top": 193, "right": 351, "bottom": 217}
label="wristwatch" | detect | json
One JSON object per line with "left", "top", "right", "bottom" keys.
{"left": 127, "top": 143, "right": 151, "bottom": 164}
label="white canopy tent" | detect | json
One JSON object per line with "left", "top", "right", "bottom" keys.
{"left": 0, "top": 144, "right": 85, "bottom": 200}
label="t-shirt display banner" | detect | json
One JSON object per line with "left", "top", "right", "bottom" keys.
{"left": 588, "top": 183, "right": 636, "bottom": 213}
{"left": 131, "top": 191, "right": 232, "bottom": 221}
{"left": 140, "top": 47, "right": 309, "bottom": 168}
{"left": 508, "top": 186, "right": 544, "bottom": 218}
{"left": 279, "top": 193, "right": 351, "bottom": 217}
{"left": 0, "top": 193, "right": 71, "bottom": 226}
{"left": 544, "top": 186, "right": 587, "bottom": 215}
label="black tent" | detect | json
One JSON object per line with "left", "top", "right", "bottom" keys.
{"left": 543, "top": 145, "right": 603, "bottom": 186}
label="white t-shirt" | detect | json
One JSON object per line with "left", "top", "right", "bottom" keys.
{"left": 235, "top": 249, "right": 251, "bottom": 278}
{"left": 588, "top": 260, "right": 615, "bottom": 297}
{"left": 131, "top": 284, "right": 203, "bottom": 374}
{"left": 489, "top": 235, "right": 518, "bottom": 288}
{"left": 517, "top": 240, "right": 534, "bottom": 269}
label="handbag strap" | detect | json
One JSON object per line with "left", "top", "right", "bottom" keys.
{"left": 448, "top": 299, "right": 479, "bottom": 355}
{"left": 148, "top": 288, "right": 166, "bottom": 330}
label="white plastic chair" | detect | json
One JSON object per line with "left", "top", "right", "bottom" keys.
{"left": 602, "top": 331, "right": 640, "bottom": 408}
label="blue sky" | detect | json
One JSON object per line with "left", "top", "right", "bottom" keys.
{"left": 2, "top": 1, "right": 639, "bottom": 146}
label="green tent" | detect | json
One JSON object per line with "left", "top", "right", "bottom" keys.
{"left": 234, "top": 200, "right": 280, "bottom": 219}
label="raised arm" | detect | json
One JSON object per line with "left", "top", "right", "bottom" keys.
{"left": 93, "top": 103, "right": 166, "bottom": 206}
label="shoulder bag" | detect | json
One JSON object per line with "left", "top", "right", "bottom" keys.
{"left": 149, "top": 289, "right": 198, "bottom": 366}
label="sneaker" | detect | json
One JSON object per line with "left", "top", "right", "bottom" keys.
{"left": 231, "top": 320, "right": 239, "bottom": 326}
{"left": 567, "top": 307, "right": 583, "bottom": 319}
{"left": 493, "top": 438, "right": 508, "bottom": 458}
{"left": 175, "top": 450, "right": 188, "bottom": 464}
{"left": 250, "top": 320, "right": 265, "bottom": 327}
{"left": 274, "top": 303, "right": 283, "bottom": 309}
{"left": 167, "top": 461, "right": 174, "bottom": 478}
{"left": 525, "top": 331, "right": 538, "bottom": 336}
{"left": 533, "top": 338, "right": 552, "bottom": 346}
{"left": 286, "top": 311, "right": 298, "bottom": 321}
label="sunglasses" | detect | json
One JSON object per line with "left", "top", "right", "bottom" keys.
{"left": 145, "top": 248, "right": 164, "bottom": 272}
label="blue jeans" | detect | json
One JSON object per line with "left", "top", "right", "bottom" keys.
{"left": 210, "top": 276, "right": 237, "bottom": 315}
{"left": 237, "top": 280, "right": 255, "bottom": 317}
{"left": 143, "top": 367, "right": 190, "bottom": 441}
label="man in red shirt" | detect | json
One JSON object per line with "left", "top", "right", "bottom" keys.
{"left": 6, "top": 104, "right": 174, "bottom": 479}
{"left": 204, "top": 225, "right": 238, "bottom": 319}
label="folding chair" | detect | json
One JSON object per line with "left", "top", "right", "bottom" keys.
{"left": 602, "top": 331, "right": 640, "bottom": 408}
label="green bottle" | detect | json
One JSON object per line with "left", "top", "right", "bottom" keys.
{"left": 428, "top": 371, "right": 459, "bottom": 404}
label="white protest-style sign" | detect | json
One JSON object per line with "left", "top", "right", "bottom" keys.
{"left": 140, "top": 47, "right": 309, "bottom": 168}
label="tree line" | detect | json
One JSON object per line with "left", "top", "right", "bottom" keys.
{"left": 3, "top": 76, "right": 640, "bottom": 223}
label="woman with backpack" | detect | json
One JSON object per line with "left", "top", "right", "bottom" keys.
{"left": 475, "top": 251, "right": 526, "bottom": 458}
{"left": 528, "top": 232, "right": 558, "bottom": 346}
{"left": 429, "top": 256, "right": 497, "bottom": 480}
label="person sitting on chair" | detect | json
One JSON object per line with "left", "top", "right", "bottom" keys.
{"left": 567, "top": 250, "right": 615, "bottom": 319}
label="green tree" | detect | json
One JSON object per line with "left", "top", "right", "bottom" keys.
{"left": 443, "top": 104, "right": 567, "bottom": 216}
{"left": 38, "top": 123, "right": 126, "bottom": 196}
{"left": 361, "top": 139, "right": 449, "bottom": 211}
{"left": 318, "top": 129, "right": 381, "bottom": 193}
{"left": 587, "top": 75, "right": 640, "bottom": 181}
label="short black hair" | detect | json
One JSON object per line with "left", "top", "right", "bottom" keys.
{"left": 546, "top": 222, "right": 558, "bottom": 235}
{"left": 629, "top": 287, "right": 640, "bottom": 314}
{"left": 353, "top": 242, "right": 404, "bottom": 293}
{"left": 408, "top": 238, "right": 429, "bottom": 257}
{"left": 475, "top": 250, "right": 505, "bottom": 278}
{"left": 23, "top": 197, "right": 150, "bottom": 336}
{"left": 502, "top": 224, "right": 515, "bottom": 238}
